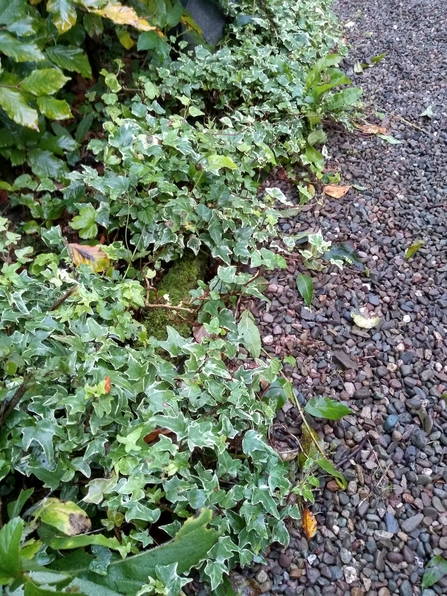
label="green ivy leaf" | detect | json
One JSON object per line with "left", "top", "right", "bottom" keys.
{"left": 296, "top": 273, "right": 313, "bottom": 307}
{"left": 0, "top": 87, "right": 39, "bottom": 130}
{"left": 206, "top": 155, "right": 238, "bottom": 172}
{"left": 37, "top": 97, "right": 73, "bottom": 120}
{"left": 20, "top": 69, "right": 70, "bottom": 96}
{"left": 46, "top": 0, "right": 77, "bottom": 34}
{"left": 304, "top": 397, "right": 352, "bottom": 420}
{"left": 422, "top": 555, "right": 447, "bottom": 590}
{"left": 46, "top": 46, "right": 92, "bottom": 78}
{"left": 71, "top": 206, "right": 98, "bottom": 239}
{"left": 238, "top": 310, "right": 261, "bottom": 359}
{"left": 0, "top": 31, "right": 45, "bottom": 62}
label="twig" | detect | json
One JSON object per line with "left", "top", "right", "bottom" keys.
{"left": 0, "top": 382, "right": 28, "bottom": 428}
{"left": 145, "top": 303, "right": 193, "bottom": 313}
{"left": 384, "top": 111, "right": 431, "bottom": 136}
{"left": 335, "top": 435, "right": 367, "bottom": 469}
{"left": 48, "top": 285, "right": 78, "bottom": 311}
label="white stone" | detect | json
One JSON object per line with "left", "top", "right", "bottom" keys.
{"left": 344, "top": 566, "right": 358, "bottom": 584}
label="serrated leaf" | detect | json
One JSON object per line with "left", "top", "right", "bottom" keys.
{"left": 304, "top": 396, "right": 352, "bottom": 420}
{"left": 67, "top": 243, "right": 110, "bottom": 273}
{"left": 422, "top": 555, "right": 447, "bottom": 590}
{"left": 0, "top": 517, "right": 23, "bottom": 581}
{"left": 296, "top": 273, "right": 313, "bottom": 307}
{"left": 0, "top": 31, "right": 45, "bottom": 62}
{"left": 0, "top": 87, "right": 39, "bottom": 130}
{"left": 37, "top": 97, "right": 73, "bottom": 120}
{"left": 20, "top": 69, "right": 70, "bottom": 96}
{"left": 316, "top": 458, "right": 347, "bottom": 489}
{"left": 351, "top": 310, "right": 381, "bottom": 329}
{"left": 302, "top": 507, "right": 317, "bottom": 539}
{"left": 46, "top": 0, "right": 76, "bottom": 33}
{"left": 238, "top": 310, "right": 261, "bottom": 359}
{"left": 405, "top": 239, "right": 424, "bottom": 260}
{"left": 46, "top": 46, "right": 92, "bottom": 78}
{"left": 87, "top": 0, "right": 157, "bottom": 31}
{"left": 322, "top": 184, "right": 350, "bottom": 198}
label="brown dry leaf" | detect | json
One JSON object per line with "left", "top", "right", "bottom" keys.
{"left": 302, "top": 507, "right": 317, "bottom": 539}
{"left": 192, "top": 324, "right": 210, "bottom": 344}
{"left": 323, "top": 184, "right": 351, "bottom": 199}
{"left": 143, "top": 428, "right": 174, "bottom": 444}
{"left": 355, "top": 123, "right": 387, "bottom": 135}
{"left": 90, "top": 1, "right": 158, "bottom": 31}
{"left": 67, "top": 243, "right": 110, "bottom": 273}
{"left": 104, "top": 376, "right": 111, "bottom": 394}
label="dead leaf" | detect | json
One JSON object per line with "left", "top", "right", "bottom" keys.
{"left": 354, "top": 123, "right": 388, "bottom": 135}
{"left": 351, "top": 310, "right": 381, "bottom": 329}
{"left": 104, "top": 376, "right": 111, "bottom": 394}
{"left": 268, "top": 424, "right": 299, "bottom": 461}
{"left": 323, "top": 185, "right": 351, "bottom": 198}
{"left": 192, "top": 324, "right": 210, "bottom": 344}
{"left": 143, "top": 428, "right": 174, "bottom": 444}
{"left": 302, "top": 507, "right": 317, "bottom": 539}
{"left": 90, "top": 1, "right": 158, "bottom": 31}
{"left": 67, "top": 243, "right": 110, "bottom": 273}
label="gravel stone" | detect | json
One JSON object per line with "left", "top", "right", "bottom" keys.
{"left": 401, "top": 514, "right": 424, "bottom": 533}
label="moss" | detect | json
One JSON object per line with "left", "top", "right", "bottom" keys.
{"left": 145, "top": 251, "right": 208, "bottom": 340}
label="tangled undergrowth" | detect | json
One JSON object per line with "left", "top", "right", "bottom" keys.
{"left": 0, "top": 0, "right": 361, "bottom": 594}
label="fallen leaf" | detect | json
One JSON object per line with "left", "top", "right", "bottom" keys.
{"left": 351, "top": 310, "right": 381, "bottom": 329}
{"left": 143, "top": 428, "right": 174, "bottom": 444}
{"left": 355, "top": 123, "right": 387, "bottom": 135}
{"left": 405, "top": 239, "right": 424, "bottom": 260}
{"left": 377, "top": 134, "right": 402, "bottom": 145}
{"left": 302, "top": 507, "right": 317, "bottom": 539}
{"left": 192, "top": 324, "right": 210, "bottom": 343}
{"left": 323, "top": 185, "right": 351, "bottom": 198}
{"left": 67, "top": 243, "right": 111, "bottom": 273}
{"left": 420, "top": 105, "right": 433, "bottom": 118}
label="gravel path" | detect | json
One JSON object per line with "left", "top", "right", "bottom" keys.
{"left": 251, "top": 1, "right": 447, "bottom": 595}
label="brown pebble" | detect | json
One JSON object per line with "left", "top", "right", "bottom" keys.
{"left": 278, "top": 553, "right": 293, "bottom": 568}
{"left": 386, "top": 552, "right": 403, "bottom": 564}
{"left": 351, "top": 589, "right": 365, "bottom": 596}
{"left": 326, "top": 480, "right": 340, "bottom": 492}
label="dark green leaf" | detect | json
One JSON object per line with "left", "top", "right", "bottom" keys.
{"left": 296, "top": 274, "right": 313, "bottom": 307}
{"left": 304, "top": 396, "right": 352, "bottom": 420}
{"left": 46, "top": 46, "right": 92, "bottom": 78}
{"left": 28, "top": 149, "right": 69, "bottom": 180}
{"left": 238, "top": 310, "right": 261, "bottom": 359}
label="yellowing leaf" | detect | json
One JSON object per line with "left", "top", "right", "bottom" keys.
{"left": 351, "top": 310, "right": 381, "bottom": 329}
{"left": 302, "top": 507, "right": 317, "bottom": 539}
{"left": 89, "top": 1, "right": 157, "bottom": 31}
{"left": 354, "top": 123, "right": 388, "bottom": 135}
{"left": 67, "top": 243, "right": 110, "bottom": 273}
{"left": 323, "top": 184, "right": 351, "bottom": 198}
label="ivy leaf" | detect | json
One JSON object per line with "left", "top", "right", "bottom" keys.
{"left": 46, "top": 0, "right": 77, "bottom": 34}
{"left": 0, "top": 31, "right": 45, "bottom": 62}
{"left": 70, "top": 206, "right": 98, "bottom": 239}
{"left": 238, "top": 310, "right": 261, "bottom": 359}
{"left": 405, "top": 239, "right": 424, "bottom": 260}
{"left": 296, "top": 273, "right": 313, "bottom": 307}
{"left": 37, "top": 97, "right": 73, "bottom": 120}
{"left": 0, "top": 517, "right": 23, "bottom": 582}
{"left": 20, "top": 69, "right": 70, "bottom": 96}
{"left": 422, "top": 555, "right": 447, "bottom": 590}
{"left": 304, "top": 396, "right": 352, "bottom": 420}
{"left": 46, "top": 46, "right": 92, "bottom": 78}
{"left": 0, "top": 88, "right": 39, "bottom": 130}
{"left": 206, "top": 155, "right": 238, "bottom": 172}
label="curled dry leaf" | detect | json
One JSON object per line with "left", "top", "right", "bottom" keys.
{"left": 104, "top": 376, "right": 111, "bottom": 394}
{"left": 143, "top": 428, "right": 175, "bottom": 444}
{"left": 67, "top": 243, "right": 110, "bottom": 273}
{"left": 192, "top": 324, "right": 210, "bottom": 344}
{"left": 268, "top": 424, "right": 299, "bottom": 461}
{"left": 354, "top": 123, "right": 388, "bottom": 135}
{"left": 323, "top": 185, "right": 351, "bottom": 199}
{"left": 302, "top": 507, "right": 317, "bottom": 539}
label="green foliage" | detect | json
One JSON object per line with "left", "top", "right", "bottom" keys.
{"left": 304, "top": 397, "right": 352, "bottom": 420}
{"left": 296, "top": 273, "right": 314, "bottom": 307}
{"left": 422, "top": 555, "right": 447, "bottom": 590}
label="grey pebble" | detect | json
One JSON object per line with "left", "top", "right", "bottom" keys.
{"left": 401, "top": 513, "right": 424, "bottom": 533}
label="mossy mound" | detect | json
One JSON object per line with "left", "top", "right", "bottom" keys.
{"left": 145, "top": 251, "right": 208, "bottom": 340}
